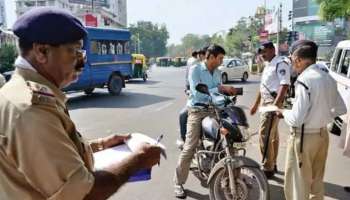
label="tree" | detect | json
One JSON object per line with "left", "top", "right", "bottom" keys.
{"left": 316, "top": 0, "right": 350, "bottom": 39}
{"left": 166, "top": 15, "right": 264, "bottom": 58}
{"left": 167, "top": 34, "right": 211, "bottom": 57}
{"left": 0, "top": 44, "right": 17, "bottom": 73}
{"left": 211, "top": 33, "right": 225, "bottom": 47}
{"left": 224, "top": 16, "right": 262, "bottom": 57}
{"left": 128, "top": 21, "right": 169, "bottom": 57}
{"left": 315, "top": 0, "right": 350, "bottom": 21}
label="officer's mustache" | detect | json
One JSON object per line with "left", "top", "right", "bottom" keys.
{"left": 75, "top": 56, "right": 85, "bottom": 72}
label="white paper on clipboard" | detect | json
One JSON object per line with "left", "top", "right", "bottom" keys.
{"left": 125, "top": 133, "right": 167, "bottom": 159}
{"left": 259, "top": 105, "right": 282, "bottom": 113}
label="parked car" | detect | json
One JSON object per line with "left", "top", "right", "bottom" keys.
{"left": 219, "top": 58, "right": 249, "bottom": 83}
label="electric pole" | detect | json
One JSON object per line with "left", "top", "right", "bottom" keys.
{"left": 276, "top": 3, "right": 282, "bottom": 55}
{"left": 263, "top": 0, "right": 266, "bottom": 30}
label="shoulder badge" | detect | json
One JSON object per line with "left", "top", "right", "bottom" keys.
{"left": 279, "top": 69, "right": 286, "bottom": 76}
{"left": 26, "top": 81, "right": 56, "bottom": 106}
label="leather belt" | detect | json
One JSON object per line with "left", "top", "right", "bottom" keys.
{"left": 291, "top": 127, "right": 326, "bottom": 134}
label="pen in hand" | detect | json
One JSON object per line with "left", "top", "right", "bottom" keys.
{"left": 155, "top": 134, "right": 163, "bottom": 145}
{"left": 154, "top": 134, "right": 163, "bottom": 166}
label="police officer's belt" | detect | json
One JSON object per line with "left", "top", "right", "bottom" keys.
{"left": 291, "top": 127, "right": 326, "bottom": 134}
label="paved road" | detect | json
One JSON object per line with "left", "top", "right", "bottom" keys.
{"left": 67, "top": 66, "right": 350, "bottom": 200}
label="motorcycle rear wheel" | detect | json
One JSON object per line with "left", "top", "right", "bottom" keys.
{"left": 209, "top": 166, "right": 269, "bottom": 200}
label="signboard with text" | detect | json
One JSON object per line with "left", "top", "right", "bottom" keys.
{"left": 293, "top": 0, "right": 319, "bottom": 18}
{"left": 259, "top": 31, "right": 269, "bottom": 42}
{"left": 85, "top": 14, "right": 98, "bottom": 27}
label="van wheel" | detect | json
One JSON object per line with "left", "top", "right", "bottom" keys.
{"left": 84, "top": 88, "right": 95, "bottom": 95}
{"left": 108, "top": 74, "right": 123, "bottom": 95}
{"left": 222, "top": 73, "right": 228, "bottom": 84}
{"left": 242, "top": 72, "right": 248, "bottom": 82}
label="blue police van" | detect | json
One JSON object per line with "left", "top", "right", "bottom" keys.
{"left": 63, "top": 27, "right": 132, "bottom": 95}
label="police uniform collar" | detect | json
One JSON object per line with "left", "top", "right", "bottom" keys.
{"left": 270, "top": 55, "right": 279, "bottom": 63}
{"left": 15, "top": 56, "right": 37, "bottom": 72}
{"left": 297, "top": 63, "right": 317, "bottom": 79}
{"left": 14, "top": 68, "right": 67, "bottom": 106}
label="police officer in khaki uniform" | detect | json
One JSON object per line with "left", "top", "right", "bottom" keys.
{"left": 277, "top": 40, "right": 346, "bottom": 200}
{"left": 0, "top": 7, "right": 161, "bottom": 200}
{"left": 250, "top": 41, "right": 291, "bottom": 178}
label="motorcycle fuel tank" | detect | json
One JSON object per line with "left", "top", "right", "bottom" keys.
{"left": 202, "top": 116, "right": 220, "bottom": 140}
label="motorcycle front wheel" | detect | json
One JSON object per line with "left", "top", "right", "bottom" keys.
{"left": 209, "top": 166, "right": 269, "bottom": 200}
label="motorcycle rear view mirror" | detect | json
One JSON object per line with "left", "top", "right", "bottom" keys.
{"left": 195, "top": 83, "right": 210, "bottom": 95}
{"left": 235, "top": 87, "right": 243, "bottom": 96}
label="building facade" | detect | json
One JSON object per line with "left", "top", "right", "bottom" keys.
{"left": 293, "top": 0, "right": 347, "bottom": 57}
{"left": 0, "top": 0, "right": 6, "bottom": 27}
{"left": 15, "top": 0, "right": 127, "bottom": 28}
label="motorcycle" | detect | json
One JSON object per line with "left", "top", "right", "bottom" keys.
{"left": 192, "top": 83, "right": 269, "bottom": 200}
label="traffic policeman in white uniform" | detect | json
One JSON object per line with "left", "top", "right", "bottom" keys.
{"left": 277, "top": 40, "right": 346, "bottom": 200}
{"left": 250, "top": 41, "right": 291, "bottom": 178}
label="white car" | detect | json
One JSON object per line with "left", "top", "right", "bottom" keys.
{"left": 219, "top": 58, "right": 249, "bottom": 83}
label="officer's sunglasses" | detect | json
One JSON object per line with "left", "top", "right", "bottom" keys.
{"left": 66, "top": 46, "right": 86, "bottom": 58}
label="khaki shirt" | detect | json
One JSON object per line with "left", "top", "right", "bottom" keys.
{"left": 0, "top": 68, "right": 94, "bottom": 200}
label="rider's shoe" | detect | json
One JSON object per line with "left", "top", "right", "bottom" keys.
{"left": 174, "top": 184, "right": 186, "bottom": 199}
{"left": 344, "top": 186, "right": 350, "bottom": 192}
{"left": 263, "top": 170, "right": 275, "bottom": 179}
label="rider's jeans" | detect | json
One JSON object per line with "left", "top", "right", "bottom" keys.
{"left": 179, "top": 106, "right": 188, "bottom": 141}
{"left": 174, "top": 107, "right": 215, "bottom": 185}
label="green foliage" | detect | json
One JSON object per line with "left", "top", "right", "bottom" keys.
{"left": 225, "top": 16, "right": 262, "bottom": 57}
{"left": 167, "top": 16, "right": 264, "bottom": 58}
{"left": 128, "top": 21, "right": 169, "bottom": 57}
{"left": 167, "top": 34, "right": 211, "bottom": 57}
{"left": 0, "top": 44, "right": 17, "bottom": 73}
{"left": 315, "top": 0, "right": 350, "bottom": 40}
{"left": 315, "top": 0, "right": 350, "bottom": 20}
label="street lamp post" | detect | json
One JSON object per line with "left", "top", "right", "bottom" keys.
{"left": 263, "top": 0, "right": 266, "bottom": 30}
{"left": 276, "top": 3, "right": 282, "bottom": 55}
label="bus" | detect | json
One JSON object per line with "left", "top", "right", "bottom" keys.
{"left": 329, "top": 40, "right": 350, "bottom": 132}
{"left": 63, "top": 27, "right": 132, "bottom": 95}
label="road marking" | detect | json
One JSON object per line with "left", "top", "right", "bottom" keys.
{"left": 155, "top": 102, "right": 174, "bottom": 112}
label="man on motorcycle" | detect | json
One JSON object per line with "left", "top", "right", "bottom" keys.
{"left": 174, "top": 44, "right": 237, "bottom": 198}
{"left": 178, "top": 47, "right": 208, "bottom": 148}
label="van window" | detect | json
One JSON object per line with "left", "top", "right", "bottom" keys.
{"left": 331, "top": 48, "right": 342, "bottom": 72}
{"left": 340, "top": 50, "right": 350, "bottom": 76}
{"left": 90, "top": 40, "right": 128, "bottom": 55}
{"left": 124, "top": 41, "right": 130, "bottom": 54}
{"left": 90, "top": 41, "right": 99, "bottom": 54}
